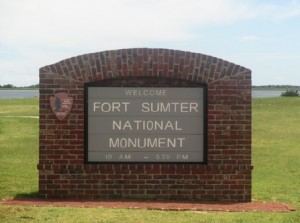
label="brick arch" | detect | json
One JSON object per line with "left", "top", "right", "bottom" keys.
{"left": 40, "top": 48, "right": 250, "bottom": 84}
{"left": 39, "top": 48, "right": 252, "bottom": 202}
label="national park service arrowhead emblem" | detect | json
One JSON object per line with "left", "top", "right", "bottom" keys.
{"left": 50, "top": 92, "right": 73, "bottom": 121}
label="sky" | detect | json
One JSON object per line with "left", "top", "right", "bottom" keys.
{"left": 0, "top": 0, "right": 300, "bottom": 86}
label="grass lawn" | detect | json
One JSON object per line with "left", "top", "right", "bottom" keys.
{"left": 0, "top": 99, "right": 38, "bottom": 199}
{"left": 252, "top": 98, "right": 300, "bottom": 207}
{"left": 0, "top": 98, "right": 299, "bottom": 222}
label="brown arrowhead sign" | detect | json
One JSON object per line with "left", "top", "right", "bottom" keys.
{"left": 50, "top": 92, "right": 73, "bottom": 121}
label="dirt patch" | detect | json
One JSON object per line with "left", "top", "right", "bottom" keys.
{"left": 1, "top": 198, "right": 296, "bottom": 212}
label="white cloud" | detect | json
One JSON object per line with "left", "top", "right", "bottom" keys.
{"left": 1, "top": 0, "right": 299, "bottom": 49}
{"left": 0, "top": 0, "right": 258, "bottom": 48}
{"left": 1, "top": 0, "right": 300, "bottom": 86}
{"left": 240, "top": 35, "right": 260, "bottom": 41}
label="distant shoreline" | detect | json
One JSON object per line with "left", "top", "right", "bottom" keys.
{"left": 0, "top": 89, "right": 286, "bottom": 99}
{"left": 0, "top": 88, "right": 39, "bottom": 90}
{"left": 252, "top": 85, "right": 300, "bottom": 90}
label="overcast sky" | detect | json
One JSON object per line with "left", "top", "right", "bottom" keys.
{"left": 1, "top": 0, "right": 300, "bottom": 86}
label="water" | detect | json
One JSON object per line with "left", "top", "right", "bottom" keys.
{"left": 0, "top": 89, "right": 284, "bottom": 99}
{"left": 252, "top": 90, "right": 283, "bottom": 98}
{"left": 0, "top": 89, "right": 39, "bottom": 99}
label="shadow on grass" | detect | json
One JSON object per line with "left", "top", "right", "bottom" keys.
{"left": 14, "top": 191, "right": 39, "bottom": 199}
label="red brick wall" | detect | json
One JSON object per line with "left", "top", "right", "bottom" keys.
{"left": 39, "top": 48, "right": 252, "bottom": 202}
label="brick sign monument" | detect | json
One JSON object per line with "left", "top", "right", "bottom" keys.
{"left": 39, "top": 48, "right": 252, "bottom": 202}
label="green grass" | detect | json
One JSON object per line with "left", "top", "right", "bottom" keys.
{"left": 0, "top": 98, "right": 38, "bottom": 116}
{"left": 0, "top": 98, "right": 299, "bottom": 222}
{"left": 0, "top": 99, "right": 38, "bottom": 198}
{"left": 0, "top": 206, "right": 298, "bottom": 223}
{"left": 252, "top": 98, "right": 300, "bottom": 207}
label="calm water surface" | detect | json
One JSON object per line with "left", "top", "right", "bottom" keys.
{"left": 0, "top": 89, "right": 39, "bottom": 99}
{"left": 0, "top": 89, "right": 283, "bottom": 99}
{"left": 252, "top": 90, "right": 283, "bottom": 98}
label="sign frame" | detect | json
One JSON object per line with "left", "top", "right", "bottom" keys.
{"left": 84, "top": 77, "right": 207, "bottom": 164}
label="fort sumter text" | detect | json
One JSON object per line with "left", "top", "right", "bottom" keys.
{"left": 86, "top": 87, "right": 205, "bottom": 162}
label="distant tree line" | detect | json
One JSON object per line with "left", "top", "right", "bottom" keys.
{"left": 253, "top": 85, "right": 300, "bottom": 89}
{"left": 25, "top": 84, "right": 39, "bottom": 88}
{"left": 0, "top": 84, "right": 39, "bottom": 88}
{"left": 0, "top": 84, "right": 15, "bottom": 88}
